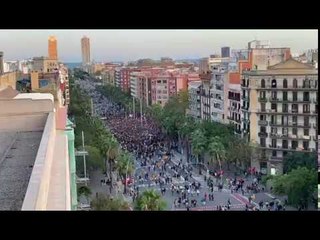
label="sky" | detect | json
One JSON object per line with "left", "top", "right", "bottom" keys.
{"left": 0, "top": 30, "right": 317, "bottom": 63}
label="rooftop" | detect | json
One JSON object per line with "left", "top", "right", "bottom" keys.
{"left": 0, "top": 131, "right": 42, "bottom": 210}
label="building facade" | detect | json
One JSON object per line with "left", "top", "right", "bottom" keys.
{"left": 188, "top": 81, "right": 202, "bottom": 120}
{"left": 33, "top": 57, "right": 58, "bottom": 73}
{"left": 241, "top": 58, "right": 318, "bottom": 174}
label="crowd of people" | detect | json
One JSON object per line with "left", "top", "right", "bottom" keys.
{"left": 77, "top": 77, "right": 285, "bottom": 211}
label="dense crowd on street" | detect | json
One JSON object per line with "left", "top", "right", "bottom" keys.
{"left": 76, "top": 77, "right": 286, "bottom": 211}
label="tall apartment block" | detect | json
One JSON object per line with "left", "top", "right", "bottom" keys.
{"left": 81, "top": 36, "right": 91, "bottom": 67}
{"left": 241, "top": 58, "right": 318, "bottom": 174}
{"left": 48, "top": 36, "right": 58, "bottom": 60}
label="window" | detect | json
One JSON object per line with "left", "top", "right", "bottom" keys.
{"left": 293, "top": 78, "right": 298, "bottom": 88}
{"left": 260, "top": 115, "right": 266, "bottom": 121}
{"left": 282, "top": 128, "right": 288, "bottom": 135}
{"left": 282, "top": 104, "right": 288, "bottom": 113}
{"left": 261, "top": 103, "right": 266, "bottom": 112}
{"left": 283, "top": 151, "right": 288, "bottom": 157}
{"left": 292, "top": 116, "right": 298, "bottom": 125}
{"left": 292, "top": 104, "right": 298, "bottom": 113}
{"left": 304, "top": 116, "right": 309, "bottom": 126}
{"left": 283, "top": 91, "right": 288, "bottom": 101}
{"left": 157, "top": 80, "right": 161, "bottom": 84}
{"left": 303, "top": 141, "right": 309, "bottom": 150}
{"left": 260, "top": 126, "right": 266, "bottom": 133}
{"left": 271, "top": 127, "right": 277, "bottom": 134}
{"left": 261, "top": 79, "right": 265, "bottom": 88}
{"left": 292, "top": 128, "right": 297, "bottom": 135}
{"left": 282, "top": 116, "right": 288, "bottom": 125}
{"left": 271, "top": 103, "right": 277, "bottom": 112}
{"left": 303, "top": 104, "right": 310, "bottom": 113}
{"left": 271, "top": 115, "right": 277, "bottom": 124}
{"left": 292, "top": 91, "right": 297, "bottom": 101}
{"left": 260, "top": 91, "right": 266, "bottom": 98}
{"left": 272, "top": 150, "right": 277, "bottom": 157}
{"left": 283, "top": 79, "right": 288, "bottom": 88}
{"left": 304, "top": 128, "right": 309, "bottom": 136}
{"left": 303, "top": 79, "right": 310, "bottom": 88}
{"left": 270, "top": 79, "right": 277, "bottom": 89}
{"left": 291, "top": 141, "right": 298, "bottom": 149}
{"left": 163, "top": 80, "right": 167, "bottom": 84}
{"left": 282, "top": 140, "right": 288, "bottom": 149}
{"left": 271, "top": 91, "right": 277, "bottom": 100}
{"left": 272, "top": 139, "right": 277, "bottom": 148}
{"left": 260, "top": 138, "right": 266, "bottom": 147}
{"left": 303, "top": 92, "right": 310, "bottom": 101}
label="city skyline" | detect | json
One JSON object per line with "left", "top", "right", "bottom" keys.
{"left": 0, "top": 29, "right": 318, "bottom": 62}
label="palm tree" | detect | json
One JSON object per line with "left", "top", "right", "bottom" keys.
{"left": 135, "top": 189, "right": 167, "bottom": 211}
{"left": 106, "top": 136, "right": 119, "bottom": 189}
{"left": 208, "top": 136, "right": 226, "bottom": 183}
{"left": 116, "top": 151, "right": 134, "bottom": 194}
{"left": 191, "top": 129, "right": 207, "bottom": 174}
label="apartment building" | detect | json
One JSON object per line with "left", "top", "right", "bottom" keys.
{"left": 227, "top": 78, "right": 242, "bottom": 135}
{"left": 188, "top": 81, "right": 202, "bottom": 120}
{"left": 241, "top": 58, "right": 318, "bottom": 174}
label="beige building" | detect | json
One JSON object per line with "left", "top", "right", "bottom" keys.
{"left": 48, "top": 36, "right": 58, "bottom": 60}
{"left": 81, "top": 36, "right": 90, "bottom": 66}
{"left": 199, "top": 58, "right": 209, "bottom": 74}
{"left": 0, "top": 71, "right": 19, "bottom": 90}
{"left": 241, "top": 58, "right": 318, "bottom": 174}
{"left": 33, "top": 57, "right": 58, "bottom": 73}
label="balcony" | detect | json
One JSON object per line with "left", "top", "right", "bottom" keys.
{"left": 258, "top": 145, "right": 314, "bottom": 152}
{"left": 258, "top": 132, "right": 268, "bottom": 138}
{"left": 258, "top": 97, "right": 267, "bottom": 102}
{"left": 241, "top": 106, "right": 249, "bottom": 111}
{"left": 256, "top": 86, "right": 318, "bottom": 91}
{"left": 258, "top": 120, "right": 268, "bottom": 126}
{"left": 241, "top": 118, "right": 249, "bottom": 123}
{"left": 269, "top": 133, "right": 311, "bottom": 141}
{"left": 256, "top": 109, "right": 267, "bottom": 113}
{"left": 242, "top": 96, "right": 249, "bottom": 101}
{"left": 269, "top": 122, "right": 311, "bottom": 128}
{"left": 234, "top": 129, "right": 242, "bottom": 135}
{"left": 269, "top": 156, "right": 284, "bottom": 162}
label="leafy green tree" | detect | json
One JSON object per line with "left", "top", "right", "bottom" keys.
{"left": 283, "top": 152, "right": 317, "bottom": 174}
{"left": 91, "top": 194, "right": 131, "bottom": 210}
{"left": 116, "top": 151, "right": 134, "bottom": 193}
{"left": 134, "top": 189, "right": 167, "bottom": 211}
{"left": 208, "top": 136, "right": 226, "bottom": 180}
{"left": 85, "top": 145, "right": 104, "bottom": 171}
{"left": 78, "top": 186, "right": 92, "bottom": 204}
{"left": 272, "top": 167, "right": 317, "bottom": 209}
{"left": 191, "top": 129, "right": 207, "bottom": 170}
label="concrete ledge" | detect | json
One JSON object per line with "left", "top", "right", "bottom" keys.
{"left": 22, "top": 112, "right": 56, "bottom": 210}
